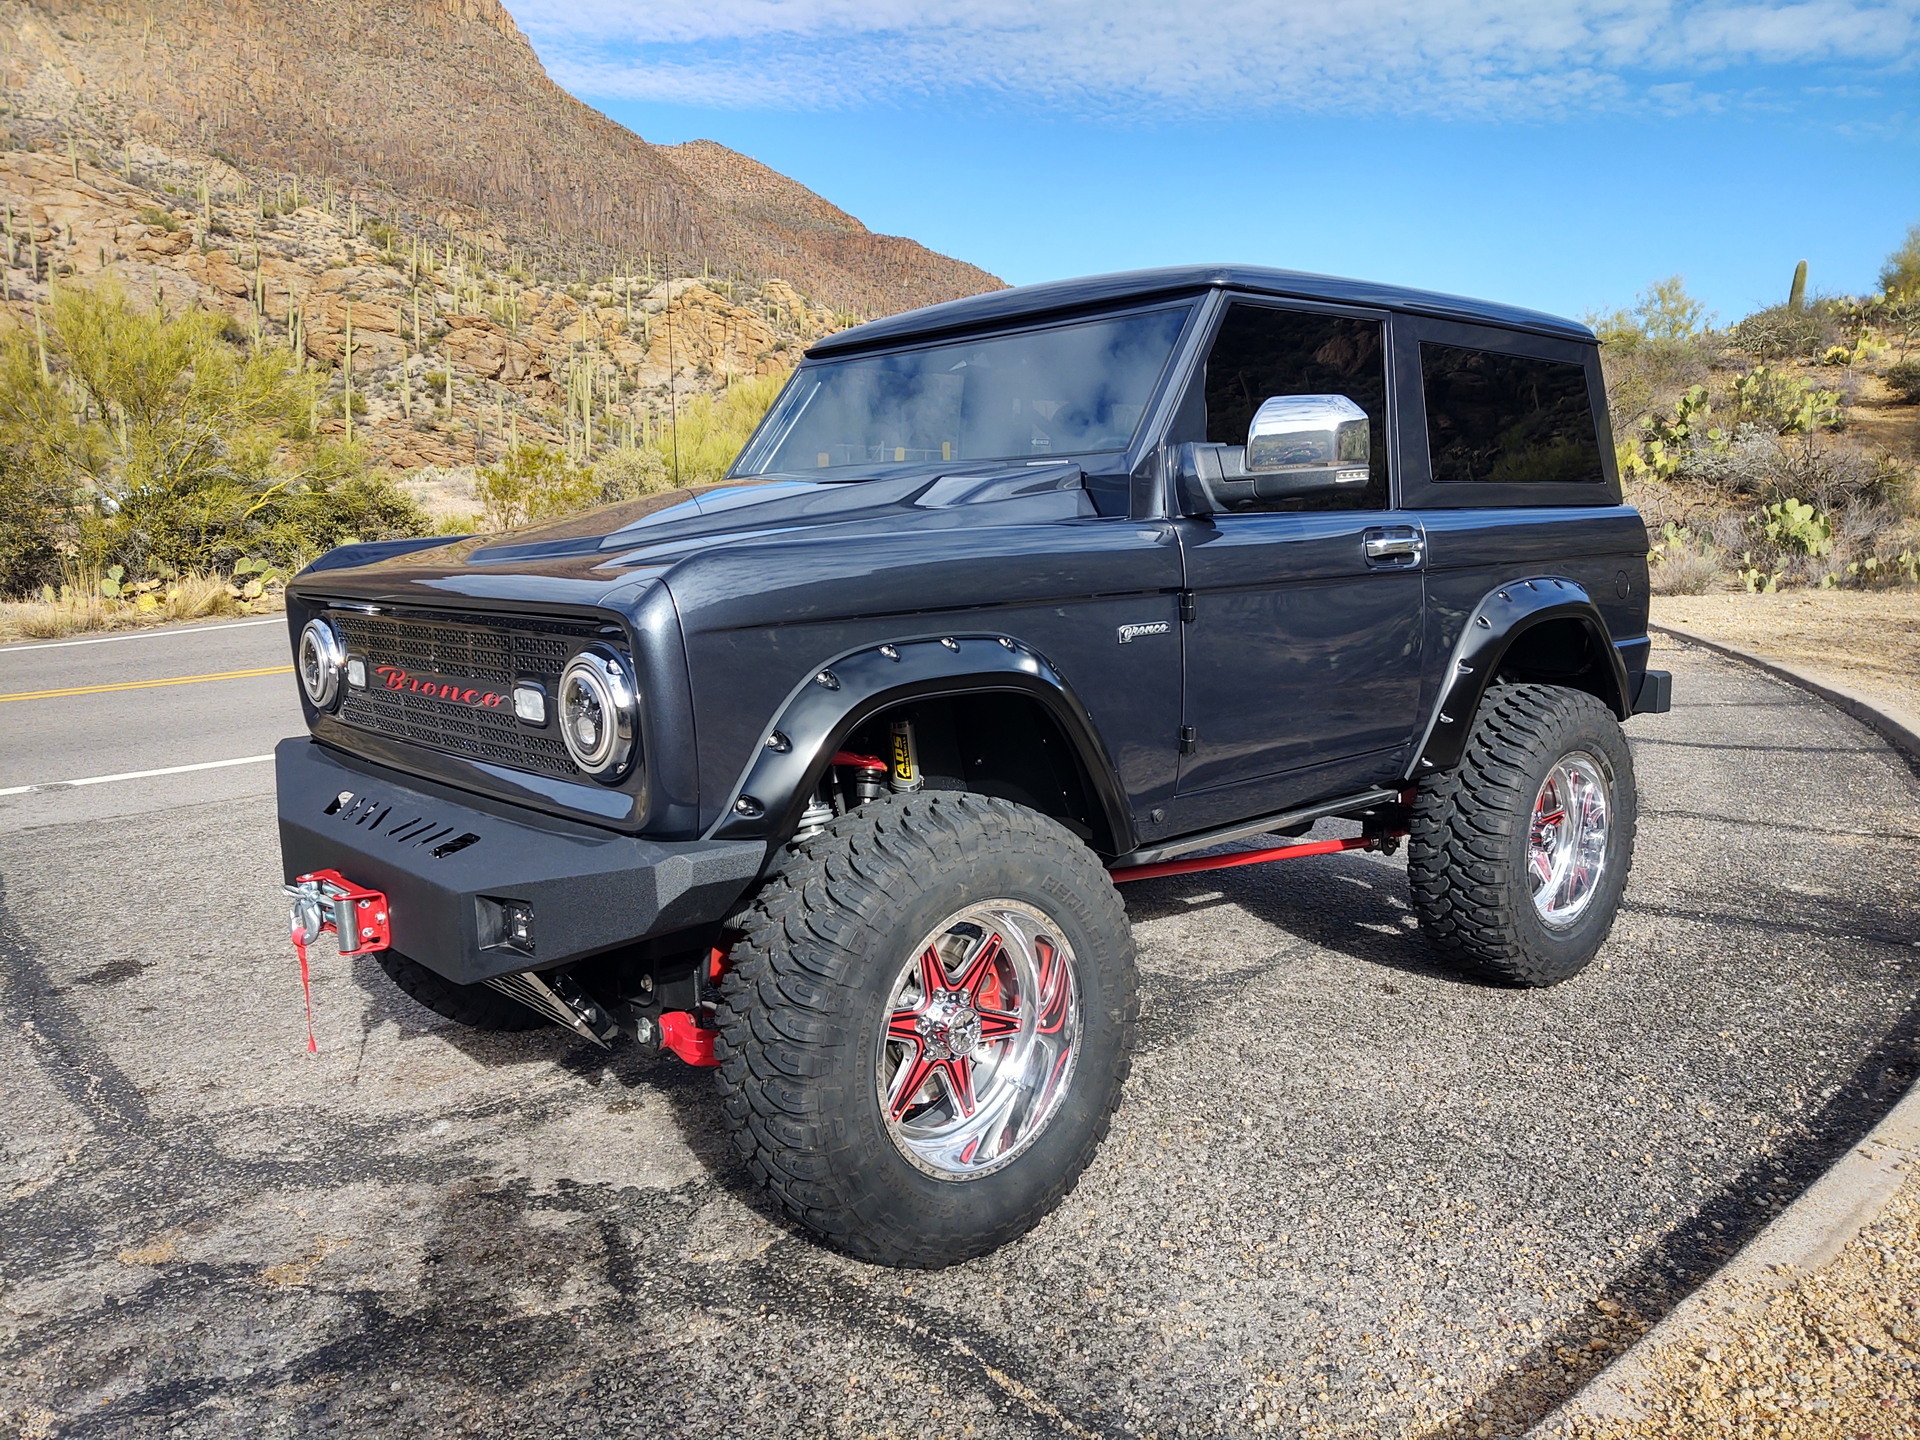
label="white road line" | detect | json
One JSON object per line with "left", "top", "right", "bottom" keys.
{"left": 0, "top": 754, "right": 275, "bottom": 797}
{"left": 0, "top": 618, "right": 283, "bottom": 653}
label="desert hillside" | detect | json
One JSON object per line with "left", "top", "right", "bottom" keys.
{"left": 0, "top": 0, "right": 1001, "bottom": 317}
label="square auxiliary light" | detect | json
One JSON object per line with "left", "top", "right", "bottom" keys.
{"left": 345, "top": 656, "right": 368, "bottom": 689}
{"left": 512, "top": 682, "right": 547, "bottom": 725}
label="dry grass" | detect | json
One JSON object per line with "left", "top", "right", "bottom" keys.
{"left": 0, "top": 574, "right": 278, "bottom": 644}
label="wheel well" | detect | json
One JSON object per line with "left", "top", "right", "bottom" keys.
{"left": 1494, "top": 618, "right": 1624, "bottom": 717}
{"left": 836, "top": 693, "right": 1115, "bottom": 854}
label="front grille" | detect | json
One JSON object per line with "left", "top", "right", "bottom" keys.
{"left": 330, "top": 610, "right": 606, "bottom": 780}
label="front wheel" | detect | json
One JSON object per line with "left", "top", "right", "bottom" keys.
{"left": 714, "top": 792, "right": 1138, "bottom": 1268}
{"left": 1408, "top": 683, "right": 1637, "bottom": 987}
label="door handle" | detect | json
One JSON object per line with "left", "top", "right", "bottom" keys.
{"left": 1362, "top": 527, "right": 1425, "bottom": 569}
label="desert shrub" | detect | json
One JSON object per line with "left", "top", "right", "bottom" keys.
{"left": 477, "top": 443, "right": 598, "bottom": 530}
{"left": 596, "top": 443, "right": 671, "bottom": 503}
{"left": 1647, "top": 522, "right": 1724, "bottom": 595}
{"left": 1727, "top": 302, "right": 1838, "bottom": 362}
{"left": 1886, "top": 358, "right": 1920, "bottom": 404}
{"left": 0, "top": 281, "right": 424, "bottom": 590}
{"left": 1688, "top": 427, "right": 1893, "bottom": 511}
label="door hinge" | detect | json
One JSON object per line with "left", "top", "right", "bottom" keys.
{"left": 1179, "top": 725, "right": 1198, "bottom": 755}
{"left": 1178, "top": 591, "right": 1196, "bottom": 623}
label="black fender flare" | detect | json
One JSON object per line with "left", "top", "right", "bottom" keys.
{"left": 1407, "top": 577, "right": 1631, "bottom": 779}
{"left": 704, "top": 633, "right": 1134, "bottom": 854}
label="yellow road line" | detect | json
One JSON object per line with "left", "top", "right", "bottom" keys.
{"left": 0, "top": 665, "right": 293, "bottom": 703}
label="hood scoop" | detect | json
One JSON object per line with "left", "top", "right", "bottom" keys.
{"left": 913, "top": 462, "right": 1085, "bottom": 508}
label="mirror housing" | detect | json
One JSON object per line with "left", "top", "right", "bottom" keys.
{"left": 1245, "top": 394, "right": 1371, "bottom": 485}
{"left": 1169, "top": 395, "right": 1373, "bottom": 516}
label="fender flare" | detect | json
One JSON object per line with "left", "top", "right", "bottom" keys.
{"left": 704, "top": 633, "right": 1135, "bottom": 854}
{"left": 1407, "top": 577, "right": 1631, "bottom": 779}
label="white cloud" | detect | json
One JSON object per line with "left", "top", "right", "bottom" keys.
{"left": 505, "top": 0, "right": 1920, "bottom": 116}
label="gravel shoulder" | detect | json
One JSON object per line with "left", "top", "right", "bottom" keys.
{"left": 1547, "top": 1164, "right": 1920, "bottom": 1439}
{"left": 1650, "top": 591, "right": 1920, "bottom": 721}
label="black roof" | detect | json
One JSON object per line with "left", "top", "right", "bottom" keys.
{"left": 807, "top": 264, "right": 1593, "bottom": 358}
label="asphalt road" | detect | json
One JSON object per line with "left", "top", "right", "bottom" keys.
{"left": 2, "top": 624, "right": 1918, "bottom": 1440}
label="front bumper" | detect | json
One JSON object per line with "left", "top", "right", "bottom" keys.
{"left": 276, "top": 738, "right": 764, "bottom": 985}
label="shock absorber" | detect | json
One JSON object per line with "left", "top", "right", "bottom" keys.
{"left": 889, "top": 717, "right": 922, "bottom": 794}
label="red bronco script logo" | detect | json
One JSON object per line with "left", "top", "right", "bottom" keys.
{"left": 373, "top": 666, "right": 506, "bottom": 708}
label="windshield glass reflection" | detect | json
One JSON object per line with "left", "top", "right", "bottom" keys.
{"left": 738, "top": 306, "right": 1191, "bottom": 476}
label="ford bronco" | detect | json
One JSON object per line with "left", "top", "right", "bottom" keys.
{"left": 278, "top": 265, "right": 1671, "bottom": 1267}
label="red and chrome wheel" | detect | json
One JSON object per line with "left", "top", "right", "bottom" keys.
{"left": 878, "top": 901, "right": 1080, "bottom": 1178}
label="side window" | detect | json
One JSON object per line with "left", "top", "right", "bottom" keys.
{"left": 1420, "top": 343, "right": 1605, "bottom": 486}
{"left": 1199, "top": 303, "right": 1388, "bottom": 512}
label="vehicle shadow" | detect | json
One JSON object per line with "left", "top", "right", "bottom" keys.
{"left": 1424, "top": 881, "right": 1920, "bottom": 1438}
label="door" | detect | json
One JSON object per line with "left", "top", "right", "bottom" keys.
{"left": 1169, "top": 300, "right": 1427, "bottom": 831}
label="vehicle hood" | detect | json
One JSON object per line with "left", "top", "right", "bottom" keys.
{"left": 289, "top": 461, "right": 1101, "bottom": 611}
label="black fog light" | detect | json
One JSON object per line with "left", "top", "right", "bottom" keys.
{"left": 479, "top": 897, "right": 535, "bottom": 956}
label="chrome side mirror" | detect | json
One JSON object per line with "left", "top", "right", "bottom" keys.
{"left": 1244, "top": 394, "right": 1371, "bottom": 489}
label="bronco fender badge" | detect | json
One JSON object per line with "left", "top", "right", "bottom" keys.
{"left": 1117, "top": 621, "right": 1171, "bottom": 644}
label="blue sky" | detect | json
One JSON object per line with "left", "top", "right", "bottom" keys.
{"left": 503, "top": 1, "right": 1920, "bottom": 324}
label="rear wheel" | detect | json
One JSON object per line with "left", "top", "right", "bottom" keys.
{"left": 1408, "top": 683, "right": 1636, "bottom": 987}
{"left": 714, "top": 792, "right": 1137, "bottom": 1268}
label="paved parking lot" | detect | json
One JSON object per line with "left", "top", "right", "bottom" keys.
{"left": 3, "top": 629, "right": 1918, "bottom": 1439}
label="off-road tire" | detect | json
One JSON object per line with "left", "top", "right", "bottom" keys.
{"left": 376, "top": 949, "right": 545, "bottom": 1031}
{"left": 713, "top": 792, "right": 1138, "bottom": 1268}
{"left": 1408, "top": 683, "right": 1636, "bottom": 987}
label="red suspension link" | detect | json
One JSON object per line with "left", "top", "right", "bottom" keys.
{"left": 1108, "top": 833, "right": 1401, "bottom": 884}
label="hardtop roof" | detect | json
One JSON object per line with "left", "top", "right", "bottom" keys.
{"left": 806, "top": 264, "right": 1594, "bottom": 358}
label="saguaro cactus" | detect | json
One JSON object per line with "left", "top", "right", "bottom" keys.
{"left": 1788, "top": 259, "right": 1808, "bottom": 312}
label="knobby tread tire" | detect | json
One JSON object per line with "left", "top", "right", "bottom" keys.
{"left": 1408, "top": 682, "right": 1636, "bottom": 987}
{"left": 376, "top": 949, "right": 545, "bottom": 1031}
{"left": 713, "top": 792, "right": 1138, "bottom": 1268}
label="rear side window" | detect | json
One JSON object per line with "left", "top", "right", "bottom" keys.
{"left": 1420, "top": 343, "right": 1604, "bottom": 486}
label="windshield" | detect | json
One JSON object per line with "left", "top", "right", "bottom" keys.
{"left": 737, "top": 306, "right": 1191, "bottom": 476}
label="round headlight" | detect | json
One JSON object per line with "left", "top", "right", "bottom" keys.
{"left": 558, "top": 647, "right": 638, "bottom": 779}
{"left": 297, "top": 618, "right": 346, "bottom": 710}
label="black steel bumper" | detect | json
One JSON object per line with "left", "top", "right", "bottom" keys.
{"left": 276, "top": 738, "right": 764, "bottom": 985}
{"left": 1632, "top": 668, "right": 1673, "bottom": 715}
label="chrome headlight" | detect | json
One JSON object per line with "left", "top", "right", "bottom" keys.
{"left": 297, "top": 618, "right": 347, "bottom": 710}
{"left": 558, "top": 647, "right": 638, "bottom": 779}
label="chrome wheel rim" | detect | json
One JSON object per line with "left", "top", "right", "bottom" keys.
{"left": 876, "top": 900, "right": 1081, "bottom": 1180}
{"left": 1528, "top": 752, "right": 1611, "bottom": 927}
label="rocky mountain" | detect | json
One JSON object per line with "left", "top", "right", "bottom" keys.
{"left": 0, "top": 0, "right": 1000, "bottom": 318}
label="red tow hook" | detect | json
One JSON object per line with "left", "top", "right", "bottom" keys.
{"left": 283, "top": 869, "right": 392, "bottom": 1052}
{"left": 649, "top": 945, "right": 730, "bottom": 1067}
{"left": 658, "top": 1011, "right": 719, "bottom": 1067}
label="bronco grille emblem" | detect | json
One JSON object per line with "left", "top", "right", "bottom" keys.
{"left": 373, "top": 664, "right": 508, "bottom": 708}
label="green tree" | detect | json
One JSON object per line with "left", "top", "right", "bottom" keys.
{"left": 477, "top": 443, "right": 599, "bottom": 530}
{"left": 1588, "top": 276, "right": 1712, "bottom": 346}
{"left": 1880, "top": 222, "right": 1920, "bottom": 301}
{"left": 0, "top": 281, "right": 425, "bottom": 585}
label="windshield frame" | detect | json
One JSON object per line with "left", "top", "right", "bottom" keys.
{"left": 731, "top": 298, "right": 1205, "bottom": 482}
